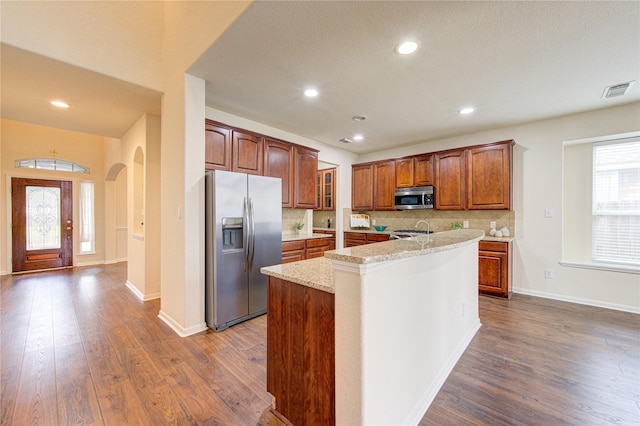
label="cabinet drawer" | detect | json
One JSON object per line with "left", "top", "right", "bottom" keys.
{"left": 367, "top": 234, "right": 390, "bottom": 243}
{"left": 479, "top": 241, "right": 508, "bottom": 253}
{"left": 282, "top": 240, "right": 305, "bottom": 251}
{"left": 344, "top": 232, "right": 366, "bottom": 241}
{"left": 306, "top": 237, "right": 332, "bottom": 249}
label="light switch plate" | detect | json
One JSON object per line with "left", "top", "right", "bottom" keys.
{"left": 545, "top": 208, "right": 553, "bottom": 218}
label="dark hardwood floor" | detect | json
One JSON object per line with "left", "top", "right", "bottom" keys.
{"left": 1, "top": 263, "right": 638, "bottom": 425}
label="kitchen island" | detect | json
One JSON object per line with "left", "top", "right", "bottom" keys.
{"left": 261, "top": 229, "right": 484, "bottom": 425}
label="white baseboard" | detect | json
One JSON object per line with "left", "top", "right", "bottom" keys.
{"left": 158, "top": 310, "right": 207, "bottom": 337}
{"left": 125, "top": 281, "right": 161, "bottom": 302}
{"left": 404, "top": 319, "right": 482, "bottom": 425}
{"left": 513, "top": 288, "right": 640, "bottom": 314}
{"left": 75, "top": 260, "right": 107, "bottom": 267}
{"left": 104, "top": 258, "right": 127, "bottom": 265}
{"left": 0, "top": 270, "right": 8, "bottom": 276}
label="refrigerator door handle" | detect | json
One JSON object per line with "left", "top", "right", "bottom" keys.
{"left": 244, "top": 197, "right": 250, "bottom": 272}
{"left": 249, "top": 197, "right": 256, "bottom": 269}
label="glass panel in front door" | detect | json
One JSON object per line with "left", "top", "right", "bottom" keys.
{"left": 26, "top": 186, "right": 61, "bottom": 250}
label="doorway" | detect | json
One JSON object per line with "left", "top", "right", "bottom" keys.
{"left": 11, "top": 177, "right": 73, "bottom": 272}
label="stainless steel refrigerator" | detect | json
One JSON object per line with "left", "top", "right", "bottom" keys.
{"left": 205, "top": 170, "right": 282, "bottom": 331}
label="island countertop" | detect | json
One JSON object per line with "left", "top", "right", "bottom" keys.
{"left": 325, "top": 229, "right": 484, "bottom": 264}
{"left": 262, "top": 229, "right": 485, "bottom": 293}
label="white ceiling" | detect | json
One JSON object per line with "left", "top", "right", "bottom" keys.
{"left": 1, "top": 44, "right": 162, "bottom": 139}
{"left": 190, "top": 1, "right": 640, "bottom": 153}
{"left": 1, "top": 1, "right": 638, "bottom": 153}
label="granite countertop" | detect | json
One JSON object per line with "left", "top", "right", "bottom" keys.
{"left": 482, "top": 235, "right": 515, "bottom": 242}
{"left": 261, "top": 257, "right": 335, "bottom": 293}
{"left": 282, "top": 233, "right": 335, "bottom": 242}
{"left": 324, "top": 229, "right": 485, "bottom": 265}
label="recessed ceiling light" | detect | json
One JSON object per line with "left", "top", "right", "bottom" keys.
{"left": 353, "top": 134, "right": 364, "bottom": 141}
{"left": 459, "top": 107, "right": 475, "bottom": 115}
{"left": 51, "top": 100, "right": 69, "bottom": 108}
{"left": 395, "top": 41, "right": 418, "bottom": 55}
{"left": 304, "top": 88, "right": 318, "bottom": 97}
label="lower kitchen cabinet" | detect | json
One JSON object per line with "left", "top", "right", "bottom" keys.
{"left": 282, "top": 237, "right": 334, "bottom": 263}
{"left": 478, "top": 240, "right": 512, "bottom": 298}
{"left": 344, "top": 232, "right": 390, "bottom": 247}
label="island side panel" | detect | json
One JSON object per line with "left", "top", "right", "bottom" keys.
{"left": 267, "top": 276, "right": 335, "bottom": 425}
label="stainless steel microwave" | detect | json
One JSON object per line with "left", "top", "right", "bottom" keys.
{"left": 394, "top": 186, "right": 434, "bottom": 210}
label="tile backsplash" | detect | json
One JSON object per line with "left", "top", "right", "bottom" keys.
{"left": 342, "top": 208, "right": 515, "bottom": 235}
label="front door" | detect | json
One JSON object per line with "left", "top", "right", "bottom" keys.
{"left": 11, "top": 178, "right": 73, "bottom": 272}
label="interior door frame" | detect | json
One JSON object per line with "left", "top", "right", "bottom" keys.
{"left": 10, "top": 176, "right": 74, "bottom": 273}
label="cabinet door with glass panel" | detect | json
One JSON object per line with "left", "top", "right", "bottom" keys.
{"left": 316, "top": 168, "right": 335, "bottom": 210}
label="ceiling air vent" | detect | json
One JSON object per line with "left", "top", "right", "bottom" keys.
{"left": 602, "top": 81, "right": 635, "bottom": 99}
{"left": 339, "top": 138, "right": 353, "bottom": 144}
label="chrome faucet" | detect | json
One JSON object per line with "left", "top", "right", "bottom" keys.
{"left": 415, "top": 220, "right": 430, "bottom": 234}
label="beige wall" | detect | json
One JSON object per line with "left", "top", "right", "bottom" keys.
{"left": 0, "top": 119, "right": 106, "bottom": 273}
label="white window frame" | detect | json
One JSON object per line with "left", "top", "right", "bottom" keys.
{"left": 561, "top": 132, "right": 640, "bottom": 274}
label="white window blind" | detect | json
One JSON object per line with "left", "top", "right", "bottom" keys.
{"left": 592, "top": 139, "right": 640, "bottom": 266}
{"left": 79, "top": 181, "right": 95, "bottom": 254}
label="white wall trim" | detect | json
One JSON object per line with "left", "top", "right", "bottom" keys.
{"left": 158, "top": 310, "right": 207, "bottom": 337}
{"left": 404, "top": 320, "right": 482, "bottom": 425}
{"left": 513, "top": 288, "right": 640, "bottom": 314}
{"left": 104, "top": 258, "right": 128, "bottom": 265}
{"left": 125, "top": 280, "right": 144, "bottom": 300}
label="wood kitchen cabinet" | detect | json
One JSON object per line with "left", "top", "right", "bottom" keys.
{"left": 478, "top": 240, "right": 512, "bottom": 298}
{"left": 263, "top": 138, "right": 294, "bottom": 208}
{"left": 467, "top": 142, "right": 512, "bottom": 210}
{"left": 293, "top": 146, "right": 319, "bottom": 209}
{"left": 205, "top": 122, "right": 232, "bottom": 171}
{"left": 396, "top": 154, "right": 433, "bottom": 188}
{"left": 352, "top": 163, "right": 374, "bottom": 211}
{"left": 316, "top": 168, "right": 335, "bottom": 210}
{"left": 315, "top": 230, "right": 336, "bottom": 249}
{"left": 414, "top": 154, "right": 434, "bottom": 186}
{"left": 344, "top": 232, "right": 389, "bottom": 247}
{"left": 282, "top": 237, "right": 334, "bottom": 263}
{"left": 373, "top": 160, "right": 396, "bottom": 210}
{"left": 434, "top": 149, "right": 466, "bottom": 210}
{"left": 232, "top": 131, "right": 263, "bottom": 175}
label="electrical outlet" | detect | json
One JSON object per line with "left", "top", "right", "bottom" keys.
{"left": 463, "top": 220, "right": 469, "bottom": 228}
{"left": 462, "top": 302, "right": 466, "bottom": 317}
{"left": 372, "top": 219, "right": 376, "bottom": 225}
{"left": 545, "top": 208, "right": 553, "bottom": 218}
{"left": 545, "top": 269, "right": 553, "bottom": 279}
{"left": 490, "top": 221, "right": 496, "bottom": 229}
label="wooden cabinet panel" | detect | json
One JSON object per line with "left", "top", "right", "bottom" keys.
{"left": 267, "top": 277, "right": 335, "bottom": 425}
{"left": 306, "top": 237, "right": 332, "bottom": 259}
{"left": 293, "top": 147, "right": 319, "bottom": 209}
{"left": 414, "top": 154, "right": 434, "bottom": 186}
{"left": 366, "top": 233, "right": 390, "bottom": 243}
{"left": 467, "top": 142, "right": 512, "bottom": 210}
{"left": 232, "top": 131, "right": 263, "bottom": 175}
{"left": 282, "top": 240, "right": 305, "bottom": 264}
{"left": 264, "top": 138, "right": 294, "bottom": 208}
{"left": 344, "top": 232, "right": 367, "bottom": 247}
{"left": 204, "top": 122, "right": 231, "bottom": 171}
{"left": 352, "top": 164, "right": 374, "bottom": 211}
{"left": 434, "top": 150, "right": 466, "bottom": 210}
{"left": 395, "top": 158, "right": 415, "bottom": 188}
{"left": 478, "top": 240, "right": 512, "bottom": 298}
{"left": 373, "top": 160, "right": 396, "bottom": 210}
{"left": 316, "top": 168, "right": 335, "bottom": 210}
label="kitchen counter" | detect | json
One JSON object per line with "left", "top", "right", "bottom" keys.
{"left": 325, "top": 229, "right": 484, "bottom": 264}
{"left": 260, "top": 257, "right": 334, "bottom": 293}
{"left": 281, "top": 232, "right": 334, "bottom": 242}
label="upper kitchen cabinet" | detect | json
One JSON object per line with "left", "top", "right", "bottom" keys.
{"left": 293, "top": 146, "right": 319, "bottom": 209}
{"left": 395, "top": 154, "right": 434, "bottom": 188}
{"left": 317, "top": 168, "right": 335, "bottom": 211}
{"left": 373, "top": 160, "right": 396, "bottom": 210}
{"left": 205, "top": 122, "right": 232, "bottom": 171}
{"left": 434, "top": 149, "right": 466, "bottom": 210}
{"left": 352, "top": 163, "right": 374, "bottom": 211}
{"left": 466, "top": 141, "right": 513, "bottom": 210}
{"left": 414, "top": 154, "right": 434, "bottom": 186}
{"left": 395, "top": 157, "right": 415, "bottom": 188}
{"left": 232, "top": 131, "right": 263, "bottom": 175}
{"left": 264, "top": 138, "right": 294, "bottom": 208}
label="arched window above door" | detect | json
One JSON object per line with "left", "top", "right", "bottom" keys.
{"left": 15, "top": 158, "right": 90, "bottom": 173}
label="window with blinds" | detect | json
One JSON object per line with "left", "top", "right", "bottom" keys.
{"left": 592, "top": 139, "right": 640, "bottom": 266}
